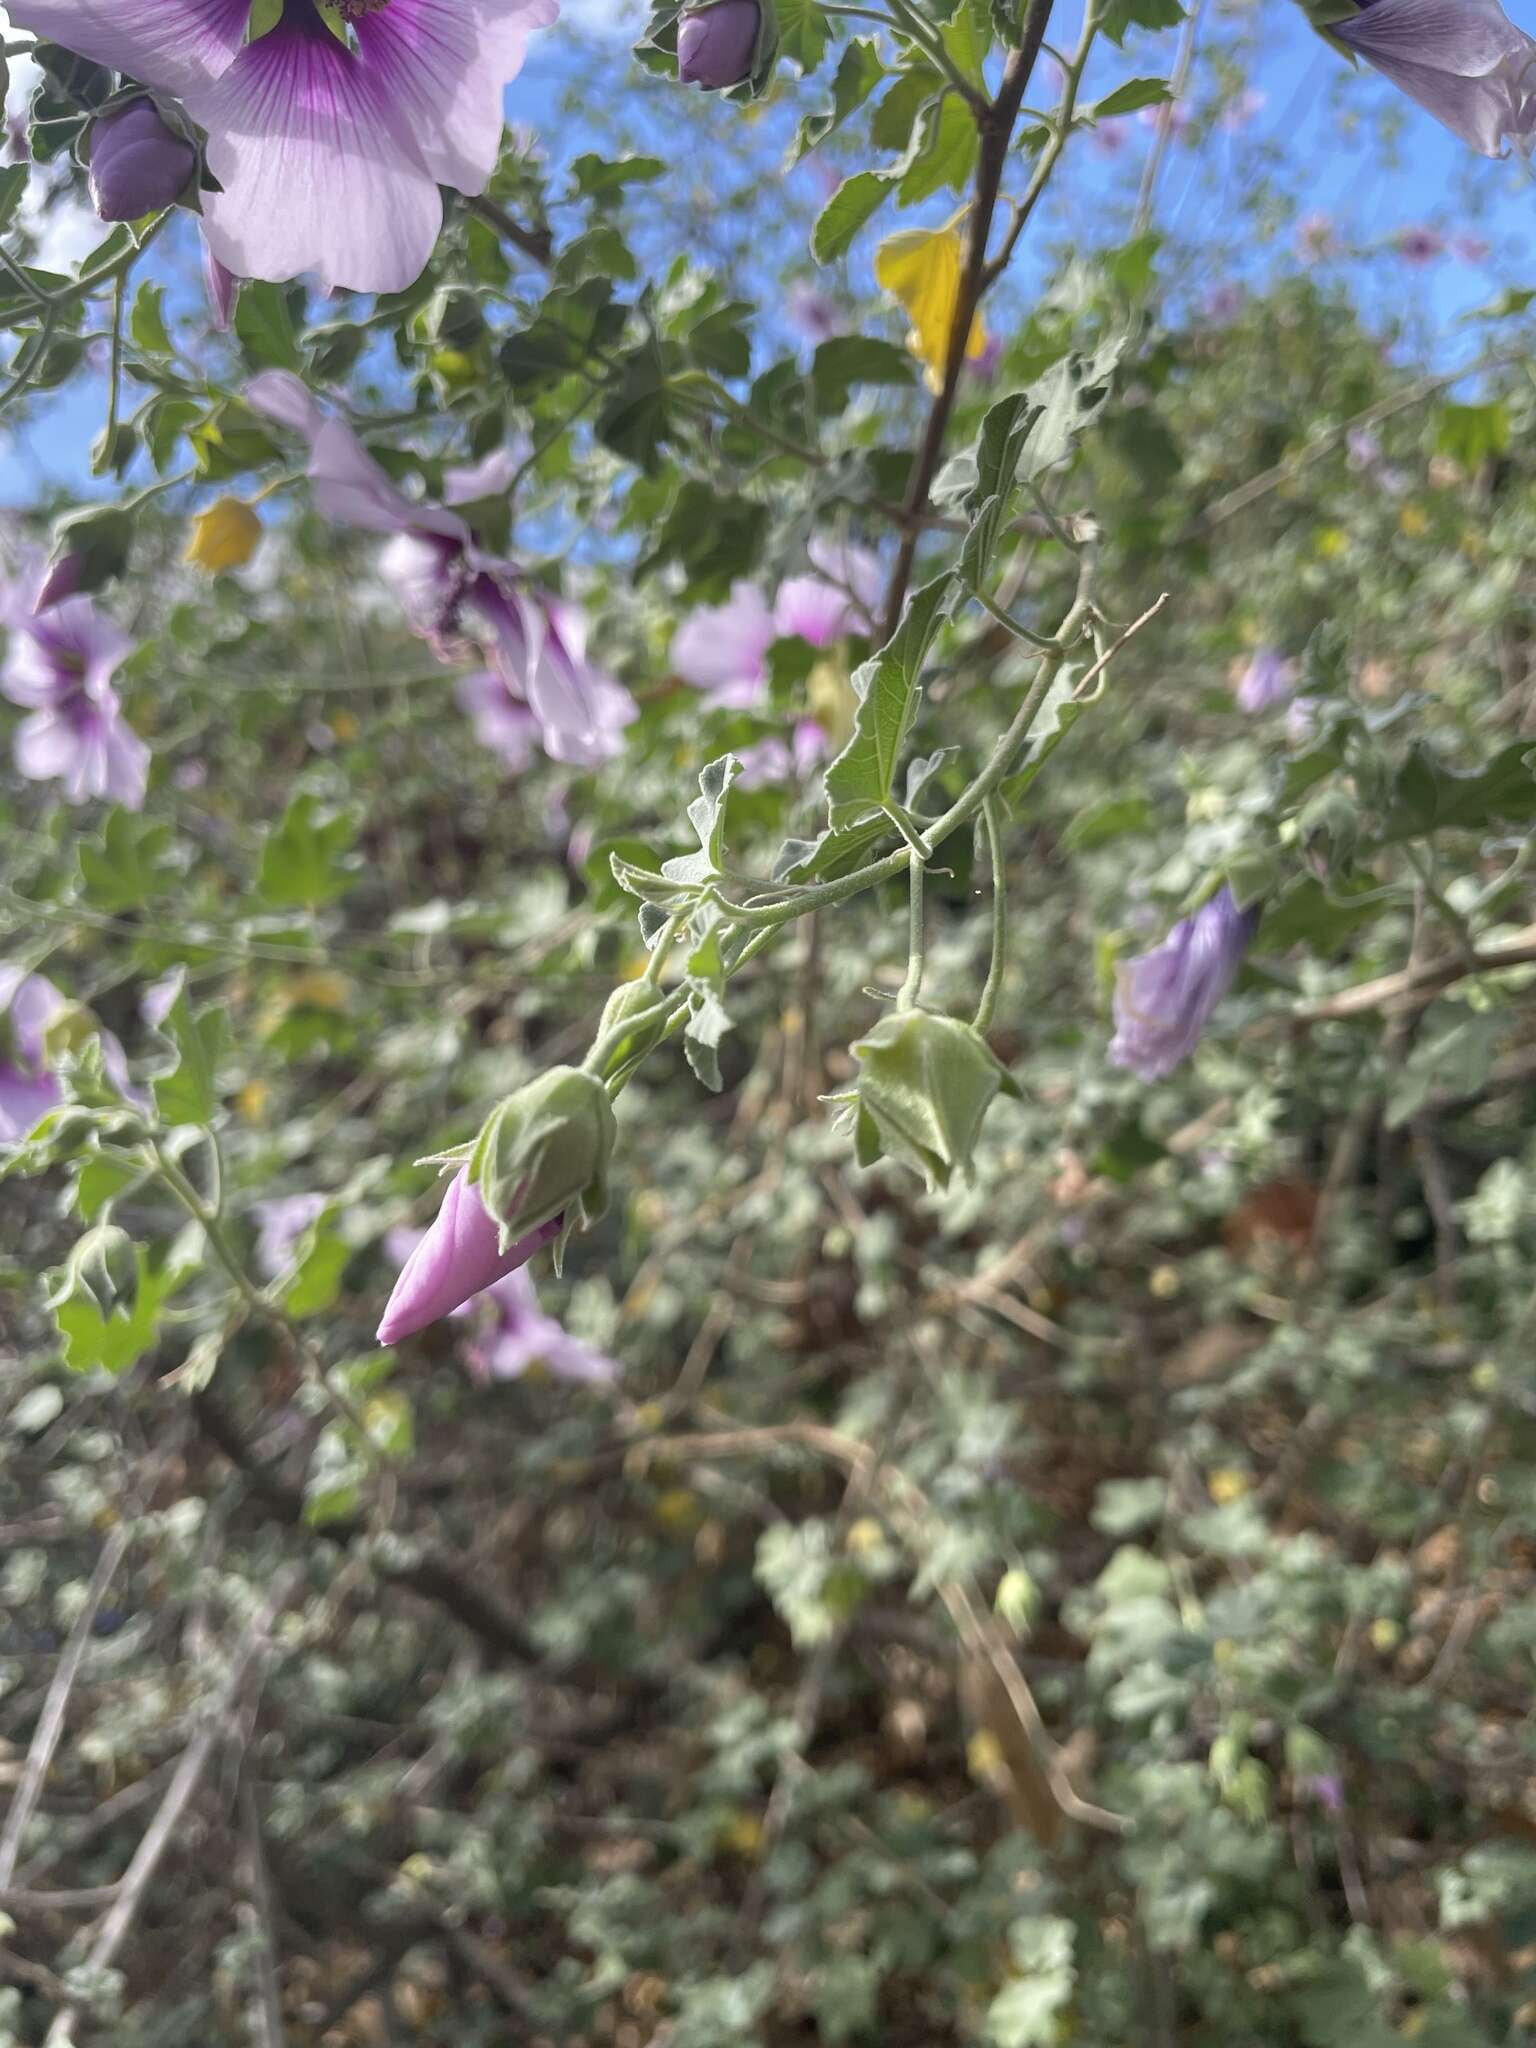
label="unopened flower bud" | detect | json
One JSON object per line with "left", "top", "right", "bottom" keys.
{"left": 88, "top": 100, "right": 196, "bottom": 223}
{"left": 469, "top": 1065, "right": 617, "bottom": 1260}
{"left": 375, "top": 1168, "right": 559, "bottom": 1345}
{"left": 850, "top": 1010, "right": 1018, "bottom": 1191}
{"left": 677, "top": 0, "right": 761, "bottom": 89}
{"left": 33, "top": 550, "right": 85, "bottom": 613}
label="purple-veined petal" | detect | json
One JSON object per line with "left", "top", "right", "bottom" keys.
{"left": 189, "top": 14, "right": 446, "bottom": 293}
{"left": 354, "top": 0, "right": 559, "bottom": 199}
{"left": 6, "top": 0, "right": 249, "bottom": 97}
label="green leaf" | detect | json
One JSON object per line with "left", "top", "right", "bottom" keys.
{"left": 152, "top": 992, "right": 232, "bottom": 1128}
{"left": 0, "top": 163, "right": 27, "bottom": 235}
{"left": 283, "top": 1225, "right": 351, "bottom": 1319}
{"left": 234, "top": 279, "right": 303, "bottom": 372}
{"left": 809, "top": 334, "right": 914, "bottom": 413}
{"left": 1381, "top": 742, "right": 1536, "bottom": 841}
{"left": 1090, "top": 76, "right": 1171, "bottom": 118}
{"left": 129, "top": 280, "right": 173, "bottom": 356}
{"left": 662, "top": 755, "right": 743, "bottom": 887}
{"left": 790, "top": 37, "right": 886, "bottom": 163}
{"left": 1435, "top": 399, "right": 1510, "bottom": 470}
{"left": 54, "top": 1246, "right": 188, "bottom": 1376}
{"left": 824, "top": 576, "right": 949, "bottom": 826}
{"left": 77, "top": 810, "right": 178, "bottom": 912}
{"left": 257, "top": 792, "right": 362, "bottom": 908}
{"left": 569, "top": 151, "right": 666, "bottom": 202}
{"left": 1100, "top": 0, "right": 1185, "bottom": 44}
{"left": 897, "top": 90, "right": 978, "bottom": 205}
{"left": 811, "top": 170, "right": 893, "bottom": 264}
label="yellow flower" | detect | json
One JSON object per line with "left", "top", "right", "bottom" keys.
{"left": 1398, "top": 501, "right": 1430, "bottom": 538}
{"left": 1208, "top": 1468, "right": 1249, "bottom": 1505}
{"left": 875, "top": 225, "right": 988, "bottom": 392}
{"left": 185, "top": 497, "right": 262, "bottom": 574}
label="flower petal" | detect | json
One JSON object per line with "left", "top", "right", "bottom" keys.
{"left": 355, "top": 0, "right": 559, "bottom": 197}
{"left": 6, "top": 0, "right": 248, "bottom": 95}
{"left": 190, "top": 18, "right": 445, "bottom": 292}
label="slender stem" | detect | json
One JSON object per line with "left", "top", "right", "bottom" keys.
{"left": 974, "top": 795, "right": 1008, "bottom": 1033}
{"left": 463, "top": 192, "right": 553, "bottom": 267}
{"left": 897, "top": 853, "right": 927, "bottom": 1010}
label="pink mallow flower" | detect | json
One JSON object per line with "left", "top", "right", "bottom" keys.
{"left": 735, "top": 718, "right": 828, "bottom": 790}
{"left": 1395, "top": 224, "right": 1445, "bottom": 265}
{"left": 10, "top": 0, "right": 560, "bottom": 293}
{"left": 247, "top": 371, "right": 634, "bottom": 768}
{"left": 464, "top": 1266, "right": 618, "bottom": 1385}
{"left": 0, "top": 966, "right": 139, "bottom": 1142}
{"left": 377, "top": 1167, "right": 560, "bottom": 1346}
{"left": 672, "top": 542, "right": 881, "bottom": 709}
{"left": 0, "top": 967, "right": 65, "bottom": 1142}
{"left": 1, "top": 559, "right": 149, "bottom": 808}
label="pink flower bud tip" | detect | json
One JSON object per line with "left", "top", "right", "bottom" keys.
{"left": 376, "top": 1167, "right": 560, "bottom": 1345}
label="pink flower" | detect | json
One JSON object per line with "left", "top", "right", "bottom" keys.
{"left": 735, "top": 718, "right": 828, "bottom": 790}
{"left": 1, "top": 557, "right": 149, "bottom": 808}
{"left": 0, "top": 966, "right": 139, "bottom": 1141}
{"left": 1091, "top": 116, "right": 1129, "bottom": 154}
{"left": 247, "top": 372, "right": 634, "bottom": 767}
{"left": 10, "top": 0, "right": 561, "bottom": 292}
{"left": 251, "top": 1193, "right": 327, "bottom": 1281}
{"left": 464, "top": 1267, "right": 619, "bottom": 1384}
{"left": 0, "top": 967, "right": 64, "bottom": 1142}
{"left": 1395, "top": 223, "right": 1445, "bottom": 265}
{"left": 377, "top": 1167, "right": 559, "bottom": 1346}
{"left": 672, "top": 580, "right": 775, "bottom": 707}
{"left": 456, "top": 670, "right": 539, "bottom": 773}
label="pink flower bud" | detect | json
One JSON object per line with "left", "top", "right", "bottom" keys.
{"left": 677, "top": 0, "right": 760, "bottom": 89}
{"left": 88, "top": 101, "right": 196, "bottom": 223}
{"left": 376, "top": 1167, "right": 559, "bottom": 1345}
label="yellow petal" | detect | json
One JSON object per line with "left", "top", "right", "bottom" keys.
{"left": 875, "top": 225, "right": 988, "bottom": 392}
{"left": 185, "top": 496, "right": 262, "bottom": 574}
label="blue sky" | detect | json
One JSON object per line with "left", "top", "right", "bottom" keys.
{"left": 3, "top": 0, "right": 1534, "bottom": 500}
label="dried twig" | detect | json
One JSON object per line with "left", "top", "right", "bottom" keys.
{"left": 0, "top": 1526, "right": 130, "bottom": 1891}
{"left": 44, "top": 1569, "right": 302, "bottom": 2048}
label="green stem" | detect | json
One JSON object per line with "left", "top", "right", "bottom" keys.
{"left": 897, "top": 854, "right": 927, "bottom": 1011}
{"left": 974, "top": 795, "right": 1008, "bottom": 1034}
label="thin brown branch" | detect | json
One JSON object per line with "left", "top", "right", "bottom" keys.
{"left": 0, "top": 1525, "right": 130, "bottom": 1891}
{"left": 464, "top": 192, "right": 553, "bottom": 267}
{"left": 44, "top": 1570, "right": 302, "bottom": 2048}
{"left": 1298, "top": 921, "right": 1536, "bottom": 1021}
{"left": 881, "top": 0, "right": 1058, "bottom": 639}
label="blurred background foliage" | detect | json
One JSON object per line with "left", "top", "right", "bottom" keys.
{"left": 6, "top": 1, "right": 1536, "bottom": 2043}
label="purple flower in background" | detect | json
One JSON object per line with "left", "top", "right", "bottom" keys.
{"left": 251, "top": 1192, "right": 327, "bottom": 1281}
{"left": 672, "top": 581, "right": 775, "bottom": 707}
{"left": 377, "top": 1167, "right": 560, "bottom": 1346}
{"left": 1091, "top": 116, "right": 1129, "bottom": 155}
{"left": 677, "top": 0, "right": 761, "bottom": 90}
{"left": 1287, "top": 695, "right": 1321, "bottom": 747}
{"left": 1302, "top": 1773, "right": 1345, "bottom": 1814}
{"left": 1218, "top": 86, "right": 1267, "bottom": 133}
{"left": 10, "top": 0, "right": 560, "bottom": 291}
{"left": 1, "top": 562, "right": 149, "bottom": 808}
{"left": 1395, "top": 223, "right": 1445, "bottom": 265}
{"left": 456, "top": 670, "right": 539, "bottom": 773}
{"left": 444, "top": 444, "right": 525, "bottom": 506}
{"left": 735, "top": 718, "right": 828, "bottom": 791}
{"left": 1332, "top": 0, "right": 1536, "bottom": 158}
{"left": 0, "top": 966, "right": 140, "bottom": 1139}
{"left": 1346, "top": 426, "right": 1384, "bottom": 471}
{"left": 0, "top": 967, "right": 63, "bottom": 1143}
{"left": 87, "top": 98, "right": 196, "bottom": 221}
{"left": 1235, "top": 647, "right": 1296, "bottom": 713}
{"left": 787, "top": 281, "right": 839, "bottom": 343}
{"left": 202, "top": 231, "right": 237, "bottom": 331}
{"left": 247, "top": 372, "right": 634, "bottom": 767}
{"left": 465, "top": 1267, "right": 619, "bottom": 1385}
{"left": 1203, "top": 283, "right": 1246, "bottom": 324}
{"left": 1139, "top": 99, "right": 1191, "bottom": 137}
{"left": 1452, "top": 230, "right": 1492, "bottom": 263}
{"left": 1109, "top": 886, "right": 1260, "bottom": 1081}
{"left": 967, "top": 330, "right": 1004, "bottom": 381}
